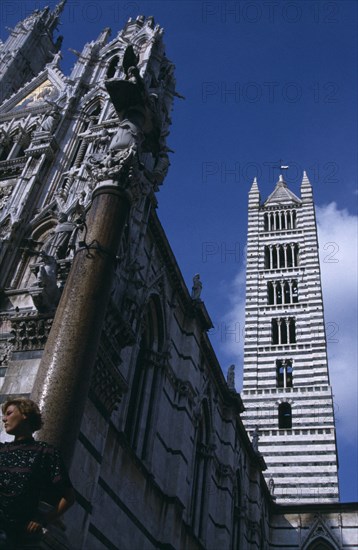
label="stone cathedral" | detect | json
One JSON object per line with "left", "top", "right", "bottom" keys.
{"left": 0, "top": 3, "right": 356, "bottom": 549}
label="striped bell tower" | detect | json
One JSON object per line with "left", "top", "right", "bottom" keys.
{"left": 241, "top": 171, "right": 339, "bottom": 503}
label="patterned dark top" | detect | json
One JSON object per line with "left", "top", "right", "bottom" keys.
{"left": 0, "top": 438, "right": 72, "bottom": 534}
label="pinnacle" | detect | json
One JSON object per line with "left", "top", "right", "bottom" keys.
{"left": 301, "top": 170, "right": 312, "bottom": 187}
{"left": 250, "top": 177, "right": 259, "bottom": 192}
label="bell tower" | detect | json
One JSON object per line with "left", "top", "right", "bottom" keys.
{"left": 242, "top": 172, "right": 339, "bottom": 503}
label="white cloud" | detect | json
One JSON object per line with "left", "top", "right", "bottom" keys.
{"left": 316, "top": 203, "right": 358, "bottom": 443}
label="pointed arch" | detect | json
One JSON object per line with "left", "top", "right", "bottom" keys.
{"left": 306, "top": 539, "right": 337, "bottom": 550}
{"left": 191, "top": 398, "right": 212, "bottom": 541}
{"left": 124, "top": 293, "right": 166, "bottom": 460}
{"left": 106, "top": 55, "right": 120, "bottom": 79}
{"left": 231, "top": 469, "right": 242, "bottom": 550}
{"left": 68, "top": 100, "right": 103, "bottom": 169}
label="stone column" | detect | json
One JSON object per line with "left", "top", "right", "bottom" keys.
{"left": 31, "top": 181, "right": 130, "bottom": 465}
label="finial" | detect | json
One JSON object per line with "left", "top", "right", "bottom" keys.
{"left": 276, "top": 173, "right": 287, "bottom": 187}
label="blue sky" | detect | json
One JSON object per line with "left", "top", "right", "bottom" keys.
{"left": 1, "top": 0, "right": 357, "bottom": 501}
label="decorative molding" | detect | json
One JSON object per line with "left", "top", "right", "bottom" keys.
{"left": 90, "top": 354, "right": 128, "bottom": 417}
{"left": 9, "top": 315, "right": 53, "bottom": 351}
{"left": 0, "top": 156, "right": 27, "bottom": 178}
{"left": 0, "top": 341, "right": 13, "bottom": 366}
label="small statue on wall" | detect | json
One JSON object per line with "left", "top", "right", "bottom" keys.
{"left": 227, "top": 364, "right": 236, "bottom": 391}
{"left": 191, "top": 273, "right": 202, "bottom": 300}
{"left": 39, "top": 101, "right": 61, "bottom": 133}
{"left": 251, "top": 426, "right": 260, "bottom": 453}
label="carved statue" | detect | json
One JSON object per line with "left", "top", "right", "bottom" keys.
{"left": 42, "top": 213, "right": 77, "bottom": 259}
{"left": 152, "top": 151, "right": 170, "bottom": 184}
{"left": 30, "top": 252, "right": 60, "bottom": 312}
{"left": 40, "top": 104, "right": 61, "bottom": 133}
{"left": 251, "top": 426, "right": 260, "bottom": 453}
{"left": 191, "top": 273, "right": 202, "bottom": 300}
{"left": 122, "top": 45, "right": 141, "bottom": 85}
{"left": 49, "top": 50, "right": 62, "bottom": 67}
{"left": 108, "top": 119, "right": 142, "bottom": 153}
{"left": 227, "top": 364, "right": 236, "bottom": 390}
{"left": 268, "top": 477, "right": 275, "bottom": 496}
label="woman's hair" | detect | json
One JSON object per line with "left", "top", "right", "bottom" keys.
{"left": 2, "top": 397, "right": 43, "bottom": 432}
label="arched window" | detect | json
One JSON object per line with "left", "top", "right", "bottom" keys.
{"left": 276, "top": 360, "right": 293, "bottom": 388}
{"left": 231, "top": 470, "right": 242, "bottom": 550}
{"left": 191, "top": 401, "right": 211, "bottom": 541}
{"left": 278, "top": 402, "right": 292, "bottom": 429}
{"left": 69, "top": 104, "right": 102, "bottom": 169}
{"left": 264, "top": 213, "right": 269, "bottom": 231}
{"left": 107, "top": 56, "right": 119, "bottom": 79}
{"left": 124, "top": 296, "right": 165, "bottom": 460}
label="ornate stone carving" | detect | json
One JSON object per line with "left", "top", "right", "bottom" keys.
{"left": 0, "top": 184, "right": 13, "bottom": 210}
{"left": 90, "top": 355, "right": 128, "bottom": 417}
{"left": 29, "top": 252, "right": 60, "bottom": 313}
{"left": 9, "top": 316, "right": 53, "bottom": 351}
{"left": 104, "top": 300, "right": 136, "bottom": 349}
{"left": 0, "top": 341, "right": 13, "bottom": 366}
{"left": 42, "top": 212, "right": 81, "bottom": 260}
{"left": 143, "top": 349, "right": 169, "bottom": 369}
{"left": 84, "top": 128, "right": 142, "bottom": 195}
{"left": 0, "top": 157, "right": 27, "bottom": 179}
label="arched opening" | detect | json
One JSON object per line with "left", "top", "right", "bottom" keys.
{"left": 191, "top": 400, "right": 211, "bottom": 541}
{"left": 306, "top": 537, "right": 336, "bottom": 550}
{"left": 278, "top": 402, "right": 292, "bottom": 429}
{"left": 107, "top": 56, "right": 119, "bottom": 79}
{"left": 124, "top": 295, "right": 165, "bottom": 460}
{"left": 276, "top": 360, "right": 293, "bottom": 388}
{"left": 231, "top": 470, "right": 242, "bottom": 550}
{"left": 69, "top": 103, "right": 102, "bottom": 169}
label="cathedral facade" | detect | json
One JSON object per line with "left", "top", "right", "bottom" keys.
{"left": 0, "top": 3, "right": 357, "bottom": 549}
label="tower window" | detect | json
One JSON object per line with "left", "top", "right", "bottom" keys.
{"left": 268, "top": 280, "right": 298, "bottom": 305}
{"left": 276, "top": 360, "right": 293, "bottom": 388}
{"left": 263, "top": 210, "right": 297, "bottom": 231}
{"left": 278, "top": 402, "right": 292, "bottom": 429}
{"left": 272, "top": 318, "right": 296, "bottom": 345}
{"left": 264, "top": 245, "right": 299, "bottom": 269}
